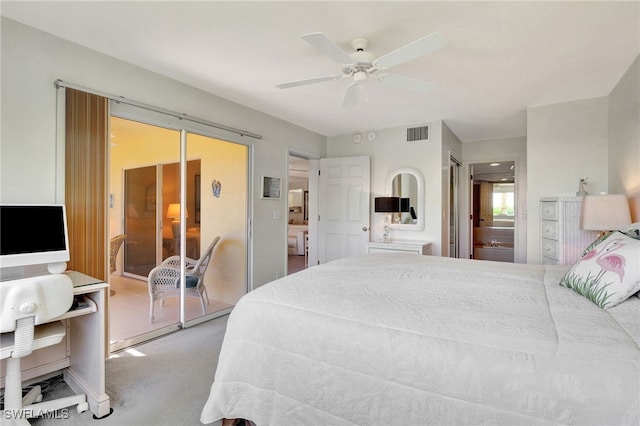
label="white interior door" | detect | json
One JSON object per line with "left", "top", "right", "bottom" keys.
{"left": 318, "top": 156, "right": 370, "bottom": 263}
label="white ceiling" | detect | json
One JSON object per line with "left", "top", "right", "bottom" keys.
{"left": 2, "top": 1, "right": 639, "bottom": 142}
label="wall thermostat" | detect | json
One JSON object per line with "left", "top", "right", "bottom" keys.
{"left": 353, "top": 133, "right": 362, "bottom": 144}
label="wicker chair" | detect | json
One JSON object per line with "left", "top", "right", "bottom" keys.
{"left": 109, "top": 234, "right": 127, "bottom": 274}
{"left": 147, "top": 236, "right": 220, "bottom": 323}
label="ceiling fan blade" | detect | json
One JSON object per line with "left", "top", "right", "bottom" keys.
{"left": 276, "top": 74, "right": 341, "bottom": 89}
{"left": 373, "top": 32, "right": 447, "bottom": 69}
{"left": 378, "top": 73, "right": 435, "bottom": 93}
{"left": 342, "top": 82, "right": 363, "bottom": 108}
{"left": 301, "top": 32, "right": 354, "bottom": 65}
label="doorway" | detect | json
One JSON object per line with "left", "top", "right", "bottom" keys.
{"left": 108, "top": 116, "right": 248, "bottom": 351}
{"left": 287, "top": 154, "right": 309, "bottom": 275}
{"left": 470, "top": 161, "right": 516, "bottom": 263}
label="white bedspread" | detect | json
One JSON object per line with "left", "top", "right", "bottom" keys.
{"left": 201, "top": 254, "right": 640, "bottom": 425}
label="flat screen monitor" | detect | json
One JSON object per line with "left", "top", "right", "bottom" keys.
{"left": 0, "top": 204, "right": 70, "bottom": 270}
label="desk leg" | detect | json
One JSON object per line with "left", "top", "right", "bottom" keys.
{"left": 65, "top": 288, "right": 111, "bottom": 418}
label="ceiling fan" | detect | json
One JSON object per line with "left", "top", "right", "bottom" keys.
{"left": 276, "top": 32, "right": 447, "bottom": 107}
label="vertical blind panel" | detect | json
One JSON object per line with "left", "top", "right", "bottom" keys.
{"left": 65, "top": 88, "right": 108, "bottom": 280}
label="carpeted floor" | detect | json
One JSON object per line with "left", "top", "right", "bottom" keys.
{"left": 29, "top": 314, "right": 229, "bottom": 426}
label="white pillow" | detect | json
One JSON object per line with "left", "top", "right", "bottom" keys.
{"left": 560, "top": 231, "right": 640, "bottom": 309}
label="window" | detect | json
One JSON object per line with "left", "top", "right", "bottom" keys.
{"left": 492, "top": 183, "right": 514, "bottom": 218}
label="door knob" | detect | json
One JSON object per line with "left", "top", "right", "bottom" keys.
{"left": 362, "top": 226, "right": 368, "bottom": 231}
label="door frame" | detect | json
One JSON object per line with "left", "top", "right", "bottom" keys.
{"left": 449, "top": 155, "right": 461, "bottom": 258}
{"left": 109, "top": 104, "right": 253, "bottom": 348}
{"left": 286, "top": 148, "right": 319, "bottom": 272}
{"left": 467, "top": 159, "right": 521, "bottom": 262}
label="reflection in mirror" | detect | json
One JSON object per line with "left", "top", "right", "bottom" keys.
{"left": 386, "top": 167, "right": 424, "bottom": 231}
{"left": 391, "top": 173, "right": 418, "bottom": 225}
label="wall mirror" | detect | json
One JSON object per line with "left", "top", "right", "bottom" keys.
{"left": 387, "top": 167, "right": 424, "bottom": 231}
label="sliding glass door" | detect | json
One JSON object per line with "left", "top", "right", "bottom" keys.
{"left": 108, "top": 112, "right": 249, "bottom": 350}
{"left": 186, "top": 133, "right": 248, "bottom": 316}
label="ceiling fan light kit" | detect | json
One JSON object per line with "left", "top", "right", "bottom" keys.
{"left": 276, "top": 32, "right": 447, "bottom": 108}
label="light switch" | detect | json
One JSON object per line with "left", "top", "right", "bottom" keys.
{"left": 273, "top": 209, "right": 281, "bottom": 220}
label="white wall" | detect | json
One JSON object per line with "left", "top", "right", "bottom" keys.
{"left": 461, "top": 137, "right": 527, "bottom": 262}
{"left": 327, "top": 122, "right": 446, "bottom": 255}
{"left": 526, "top": 97, "right": 609, "bottom": 263}
{"left": 608, "top": 55, "right": 640, "bottom": 221}
{"left": 0, "top": 18, "right": 326, "bottom": 288}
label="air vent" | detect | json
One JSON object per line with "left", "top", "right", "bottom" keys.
{"left": 406, "top": 125, "right": 430, "bottom": 142}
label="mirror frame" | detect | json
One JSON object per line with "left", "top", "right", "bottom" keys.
{"left": 386, "top": 167, "right": 424, "bottom": 231}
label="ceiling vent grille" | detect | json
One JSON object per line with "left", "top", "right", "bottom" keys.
{"left": 406, "top": 125, "right": 430, "bottom": 142}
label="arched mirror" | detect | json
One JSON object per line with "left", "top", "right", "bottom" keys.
{"left": 387, "top": 167, "right": 424, "bottom": 231}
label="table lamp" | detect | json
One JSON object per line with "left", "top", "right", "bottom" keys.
{"left": 374, "top": 197, "right": 400, "bottom": 243}
{"left": 167, "top": 203, "right": 189, "bottom": 239}
{"left": 399, "top": 197, "right": 411, "bottom": 224}
{"left": 580, "top": 194, "right": 631, "bottom": 236}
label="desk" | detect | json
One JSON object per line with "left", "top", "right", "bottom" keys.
{"left": 0, "top": 271, "right": 110, "bottom": 418}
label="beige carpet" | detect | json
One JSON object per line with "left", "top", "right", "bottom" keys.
{"left": 30, "top": 314, "right": 229, "bottom": 426}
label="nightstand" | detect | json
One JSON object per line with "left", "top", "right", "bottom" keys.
{"left": 367, "top": 240, "right": 432, "bottom": 255}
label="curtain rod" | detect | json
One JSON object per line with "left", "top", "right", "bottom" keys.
{"left": 54, "top": 79, "right": 263, "bottom": 140}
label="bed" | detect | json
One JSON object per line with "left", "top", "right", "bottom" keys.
{"left": 201, "top": 248, "right": 640, "bottom": 425}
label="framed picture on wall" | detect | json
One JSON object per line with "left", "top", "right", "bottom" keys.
{"left": 261, "top": 175, "right": 281, "bottom": 199}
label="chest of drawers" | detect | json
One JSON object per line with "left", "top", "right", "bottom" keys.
{"left": 540, "top": 197, "right": 598, "bottom": 265}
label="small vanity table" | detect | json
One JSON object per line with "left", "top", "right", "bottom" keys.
{"left": 367, "top": 240, "right": 432, "bottom": 255}
{"left": 369, "top": 167, "right": 430, "bottom": 255}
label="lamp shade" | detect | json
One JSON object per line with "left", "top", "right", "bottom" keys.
{"left": 374, "top": 197, "right": 400, "bottom": 213}
{"left": 166, "top": 203, "right": 188, "bottom": 220}
{"left": 127, "top": 203, "right": 140, "bottom": 219}
{"left": 580, "top": 194, "right": 631, "bottom": 231}
{"left": 400, "top": 198, "right": 411, "bottom": 213}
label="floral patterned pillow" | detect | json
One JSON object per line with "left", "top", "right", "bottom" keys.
{"left": 561, "top": 231, "right": 640, "bottom": 309}
{"left": 581, "top": 222, "right": 640, "bottom": 257}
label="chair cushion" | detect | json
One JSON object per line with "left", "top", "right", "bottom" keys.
{"left": 176, "top": 275, "right": 199, "bottom": 289}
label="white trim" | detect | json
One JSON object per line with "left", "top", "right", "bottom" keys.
{"left": 285, "top": 148, "right": 320, "bottom": 274}
{"left": 54, "top": 79, "right": 262, "bottom": 140}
